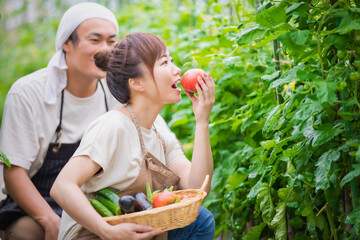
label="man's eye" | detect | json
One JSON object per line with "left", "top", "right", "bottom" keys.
{"left": 91, "top": 39, "right": 99, "bottom": 42}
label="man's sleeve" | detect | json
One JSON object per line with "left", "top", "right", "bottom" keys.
{"left": 0, "top": 93, "right": 39, "bottom": 170}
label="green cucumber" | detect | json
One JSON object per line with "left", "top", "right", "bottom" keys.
{"left": 96, "top": 195, "right": 122, "bottom": 215}
{"left": 89, "top": 199, "right": 114, "bottom": 217}
{"left": 96, "top": 188, "right": 121, "bottom": 204}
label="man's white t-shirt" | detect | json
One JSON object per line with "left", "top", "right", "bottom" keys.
{"left": 0, "top": 68, "right": 122, "bottom": 191}
{"left": 58, "top": 110, "right": 186, "bottom": 239}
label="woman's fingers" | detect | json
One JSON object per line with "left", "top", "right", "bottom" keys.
{"left": 184, "top": 90, "right": 198, "bottom": 103}
{"left": 196, "top": 74, "right": 215, "bottom": 104}
{"left": 130, "top": 224, "right": 164, "bottom": 240}
{"left": 137, "top": 229, "right": 164, "bottom": 240}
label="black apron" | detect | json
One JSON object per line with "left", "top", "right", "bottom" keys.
{"left": 0, "top": 81, "right": 109, "bottom": 230}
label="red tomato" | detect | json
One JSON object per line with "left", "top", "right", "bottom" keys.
{"left": 179, "top": 195, "right": 191, "bottom": 200}
{"left": 181, "top": 69, "right": 207, "bottom": 93}
{"left": 152, "top": 191, "right": 179, "bottom": 208}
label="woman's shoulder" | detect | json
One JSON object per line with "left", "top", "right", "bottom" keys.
{"left": 87, "top": 110, "right": 133, "bottom": 133}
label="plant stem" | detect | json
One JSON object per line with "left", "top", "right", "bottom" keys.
{"left": 326, "top": 206, "right": 338, "bottom": 240}
{"left": 341, "top": 89, "right": 359, "bottom": 208}
{"left": 273, "top": 40, "right": 281, "bottom": 105}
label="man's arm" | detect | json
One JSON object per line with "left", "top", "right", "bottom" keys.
{"left": 4, "top": 166, "right": 60, "bottom": 239}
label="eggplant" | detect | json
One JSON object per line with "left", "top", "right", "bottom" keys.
{"left": 119, "top": 195, "right": 143, "bottom": 213}
{"left": 134, "top": 192, "right": 153, "bottom": 210}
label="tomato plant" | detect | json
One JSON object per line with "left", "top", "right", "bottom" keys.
{"left": 353, "top": 59, "right": 360, "bottom": 69}
{"left": 350, "top": 71, "right": 360, "bottom": 81}
{"left": 337, "top": 49, "right": 346, "bottom": 59}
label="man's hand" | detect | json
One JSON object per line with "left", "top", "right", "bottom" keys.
{"left": 4, "top": 166, "right": 60, "bottom": 238}
{"left": 36, "top": 212, "right": 61, "bottom": 240}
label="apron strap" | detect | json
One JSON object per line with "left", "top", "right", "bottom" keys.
{"left": 126, "top": 104, "right": 147, "bottom": 154}
{"left": 98, "top": 80, "right": 109, "bottom": 112}
{"left": 126, "top": 104, "right": 167, "bottom": 155}
{"left": 153, "top": 125, "right": 166, "bottom": 155}
{"left": 53, "top": 80, "right": 109, "bottom": 152}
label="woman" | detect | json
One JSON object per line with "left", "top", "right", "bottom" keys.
{"left": 51, "top": 32, "right": 215, "bottom": 240}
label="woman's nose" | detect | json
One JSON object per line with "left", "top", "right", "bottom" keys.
{"left": 173, "top": 65, "right": 181, "bottom": 76}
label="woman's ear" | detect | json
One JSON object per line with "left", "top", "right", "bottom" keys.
{"left": 128, "top": 78, "right": 145, "bottom": 92}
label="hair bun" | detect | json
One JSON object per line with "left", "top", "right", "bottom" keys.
{"left": 94, "top": 48, "right": 112, "bottom": 71}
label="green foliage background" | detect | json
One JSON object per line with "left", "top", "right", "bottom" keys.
{"left": 1, "top": 0, "right": 360, "bottom": 239}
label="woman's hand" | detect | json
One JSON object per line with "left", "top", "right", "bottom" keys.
{"left": 101, "top": 223, "right": 164, "bottom": 240}
{"left": 184, "top": 74, "right": 215, "bottom": 124}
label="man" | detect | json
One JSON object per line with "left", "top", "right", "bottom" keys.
{"left": 0, "top": 2, "right": 162, "bottom": 239}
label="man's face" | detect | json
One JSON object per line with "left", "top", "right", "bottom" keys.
{"left": 63, "top": 18, "right": 117, "bottom": 81}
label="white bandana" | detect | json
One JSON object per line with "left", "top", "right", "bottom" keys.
{"left": 45, "top": 2, "right": 119, "bottom": 104}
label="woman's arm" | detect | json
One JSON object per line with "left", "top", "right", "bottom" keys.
{"left": 50, "top": 156, "right": 113, "bottom": 237}
{"left": 169, "top": 74, "right": 215, "bottom": 193}
{"left": 50, "top": 156, "right": 162, "bottom": 240}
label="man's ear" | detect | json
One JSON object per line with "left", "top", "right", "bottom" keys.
{"left": 128, "top": 78, "right": 145, "bottom": 92}
{"left": 62, "top": 39, "right": 71, "bottom": 53}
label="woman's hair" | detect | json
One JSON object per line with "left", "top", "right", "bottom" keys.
{"left": 94, "top": 32, "right": 167, "bottom": 103}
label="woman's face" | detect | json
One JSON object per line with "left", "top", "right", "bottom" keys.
{"left": 148, "top": 51, "right": 182, "bottom": 104}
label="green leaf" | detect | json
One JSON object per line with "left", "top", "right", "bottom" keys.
{"left": 316, "top": 213, "right": 330, "bottom": 240}
{"left": 311, "top": 124, "right": 343, "bottom": 147}
{"left": 221, "top": 92, "right": 236, "bottom": 105}
{"left": 325, "top": 34, "right": 349, "bottom": 49}
{"left": 286, "top": 2, "right": 305, "bottom": 14}
{"left": 0, "top": 151, "right": 10, "bottom": 168}
{"left": 287, "top": 160, "right": 296, "bottom": 175}
{"left": 247, "top": 177, "right": 263, "bottom": 201}
{"left": 345, "top": 206, "right": 360, "bottom": 225}
{"left": 302, "top": 192, "right": 317, "bottom": 235}
{"left": 290, "top": 217, "right": 305, "bottom": 229}
{"left": 315, "top": 150, "right": 341, "bottom": 191}
{"left": 243, "top": 222, "right": 267, "bottom": 240}
{"left": 270, "top": 203, "right": 287, "bottom": 240}
{"left": 256, "top": 5, "right": 286, "bottom": 29}
{"left": 278, "top": 188, "right": 301, "bottom": 203}
{"left": 289, "top": 30, "right": 309, "bottom": 45}
{"left": 335, "top": 10, "right": 360, "bottom": 34}
{"left": 293, "top": 144, "right": 312, "bottom": 172}
{"left": 226, "top": 171, "right": 249, "bottom": 191}
{"left": 316, "top": 81, "right": 338, "bottom": 107}
{"left": 260, "top": 140, "right": 277, "bottom": 150}
{"left": 263, "top": 105, "right": 281, "bottom": 134}
{"left": 235, "top": 25, "right": 268, "bottom": 45}
{"left": 291, "top": 98, "right": 322, "bottom": 123}
{"left": 257, "top": 183, "right": 275, "bottom": 225}
{"left": 340, "top": 164, "right": 360, "bottom": 187}
{"left": 269, "top": 65, "right": 305, "bottom": 89}
{"left": 260, "top": 70, "right": 280, "bottom": 82}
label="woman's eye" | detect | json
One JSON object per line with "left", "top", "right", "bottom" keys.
{"left": 91, "top": 39, "right": 99, "bottom": 42}
{"left": 171, "top": 59, "right": 174, "bottom": 63}
{"left": 162, "top": 60, "right": 168, "bottom": 65}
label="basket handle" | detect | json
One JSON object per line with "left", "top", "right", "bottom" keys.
{"left": 199, "top": 175, "right": 210, "bottom": 192}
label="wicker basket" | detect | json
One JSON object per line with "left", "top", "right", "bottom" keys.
{"left": 103, "top": 175, "right": 209, "bottom": 231}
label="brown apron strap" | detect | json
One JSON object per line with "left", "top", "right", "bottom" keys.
{"left": 127, "top": 104, "right": 147, "bottom": 154}
{"left": 153, "top": 125, "right": 166, "bottom": 155}
{"left": 127, "top": 104, "right": 166, "bottom": 155}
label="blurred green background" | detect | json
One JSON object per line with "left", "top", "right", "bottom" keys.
{"left": 1, "top": 1, "right": 360, "bottom": 239}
